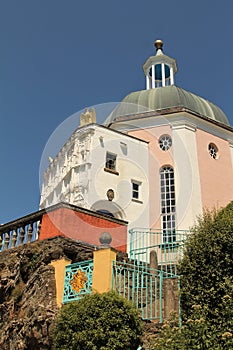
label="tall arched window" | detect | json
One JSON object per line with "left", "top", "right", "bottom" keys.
{"left": 160, "top": 166, "right": 176, "bottom": 243}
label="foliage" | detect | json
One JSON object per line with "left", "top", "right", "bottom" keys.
{"left": 151, "top": 305, "right": 233, "bottom": 350}
{"left": 52, "top": 291, "right": 143, "bottom": 350}
{"left": 179, "top": 201, "right": 233, "bottom": 322}
{"left": 149, "top": 202, "right": 233, "bottom": 349}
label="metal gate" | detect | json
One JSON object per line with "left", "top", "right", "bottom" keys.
{"left": 112, "top": 260, "right": 176, "bottom": 322}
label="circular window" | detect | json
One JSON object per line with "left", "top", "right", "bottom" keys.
{"left": 159, "top": 135, "right": 172, "bottom": 151}
{"left": 208, "top": 143, "right": 218, "bottom": 159}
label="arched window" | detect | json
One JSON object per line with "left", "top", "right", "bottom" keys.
{"left": 96, "top": 209, "right": 115, "bottom": 218}
{"left": 160, "top": 166, "right": 176, "bottom": 243}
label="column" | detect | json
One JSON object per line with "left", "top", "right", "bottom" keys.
{"left": 146, "top": 75, "right": 150, "bottom": 90}
{"left": 152, "top": 65, "right": 155, "bottom": 89}
{"left": 92, "top": 248, "right": 116, "bottom": 293}
{"left": 172, "top": 122, "right": 203, "bottom": 230}
{"left": 162, "top": 63, "right": 165, "bottom": 87}
{"left": 50, "top": 257, "right": 72, "bottom": 307}
{"left": 170, "top": 66, "right": 174, "bottom": 85}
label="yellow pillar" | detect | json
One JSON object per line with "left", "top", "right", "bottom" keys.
{"left": 92, "top": 248, "right": 116, "bottom": 293}
{"left": 50, "top": 257, "right": 71, "bottom": 307}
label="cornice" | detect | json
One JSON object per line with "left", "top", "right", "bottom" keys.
{"left": 171, "top": 120, "right": 196, "bottom": 132}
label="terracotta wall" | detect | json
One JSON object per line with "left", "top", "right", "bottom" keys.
{"left": 39, "top": 207, "right": 127, "bottom": 252}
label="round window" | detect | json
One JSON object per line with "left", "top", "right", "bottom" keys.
{"left": 159, "top": 135, "right": 172, "bottom": 151}
{"left": 208, "top": 143, "right": 218, "bottom": 159}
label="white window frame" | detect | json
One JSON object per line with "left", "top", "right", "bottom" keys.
{"left": 160, "top": 166, "right": 176, "bottom": 243}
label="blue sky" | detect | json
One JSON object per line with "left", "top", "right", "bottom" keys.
{"left": 0, "top": 0, "right": 233, "bottom": 223}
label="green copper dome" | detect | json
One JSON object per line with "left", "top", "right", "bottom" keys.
{"left": 104, "top": 41, "right": 230, "bottom": 127}
{"left": 106, "top": 85, "right": 229, "bottom": 126}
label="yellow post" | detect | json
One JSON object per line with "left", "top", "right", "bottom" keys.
{"left": 50, "top": 257, "right": 71, "bottom": 307}
{"left": 92, "top": 248, "right": 116, "bottom": 293}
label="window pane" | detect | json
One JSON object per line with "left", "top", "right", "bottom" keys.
{"left": 160, "top": 166, "right": 176, "bottom": 243}
{"left": 132, "top": 181, "right": 140, "bottom": 199}
{"left": 105, "top": 152, "right": 116, "bottom": 170}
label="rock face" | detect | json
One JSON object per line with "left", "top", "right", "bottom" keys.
{"left": 0, "top": 236, "right": 96, "bottom": 350}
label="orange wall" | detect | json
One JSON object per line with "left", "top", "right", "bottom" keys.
{"left": 39, "top": 207, "right": 127, "bottom": 252}
{"left": 196, "top": 129, "right": 233, "bottom": 210}
{"left": 129, "top": 126, "right": 174, "bottom": 229}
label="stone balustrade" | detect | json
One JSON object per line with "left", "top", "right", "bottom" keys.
{"left": 0, "top": 211, "right": 42, "bottom": 252}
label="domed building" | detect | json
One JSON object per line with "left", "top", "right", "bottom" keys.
{"left": 40, "top": 40, "right": 233, "bottom": 252}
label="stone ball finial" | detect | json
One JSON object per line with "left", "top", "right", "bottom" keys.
{"left": 154, "top": 39, "right": 163, "bottom": 51}
{"left": 99, "top": 232, "right": 112, "bottom": 247}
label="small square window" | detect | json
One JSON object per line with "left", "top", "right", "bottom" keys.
{"left": 132, "top": 183, "right": 139, "bottom": 199}
{"left": 105, "top": 152, "right": 117, "bottom": 171}
{"left": 131, "top": 180, "right": 142, "bottom": 201}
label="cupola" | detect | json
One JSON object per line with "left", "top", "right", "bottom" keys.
{"left": 143, "top": 39, "right": 177, "bottom": 89}
{"left": 104, "top": 40, "right": 230, "bottom": 127}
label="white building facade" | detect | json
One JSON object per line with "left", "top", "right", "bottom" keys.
{"left": 40, "top": 122, "right": 150, "bottom": 230}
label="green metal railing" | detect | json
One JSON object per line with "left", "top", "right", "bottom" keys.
{"left": 62, "top": 256, "right": 181, "bottom": 322}
{"left": 129, "top": 228, "right": 189, "bottom": 275}
{"left": 112, "top": 260, "right": 176, "bottom": 322}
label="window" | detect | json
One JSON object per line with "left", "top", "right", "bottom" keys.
{"left": 105, "top": 152, "right": 117, "bottom": 171}
{"left": 159, "top": 135, "right": 172, "bottom": 151}
{"left": 132, "top": 181, "right": 141, "bottom": 200}
{"left": 96, "top": 209, "right": 115, "bottom": 218}
{"left": 160, "top": 166, "right": 176, "bottom": 243}
{"left": 208, "top": 143, "right": 218, "bottom": 159}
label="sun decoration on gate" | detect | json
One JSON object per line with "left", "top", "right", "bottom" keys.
{"left": 70, "top": 269, "right": 88, "bottom": 294}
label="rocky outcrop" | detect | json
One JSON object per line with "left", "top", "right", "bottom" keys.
{"left": 0, "top": 236, "right": 97, "bottom": 350}
{"left": 0, "top": 235, "right": 159, "bottom": 349}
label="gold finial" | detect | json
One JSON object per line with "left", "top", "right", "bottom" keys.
{"left": 154, "top": 39, "right": 163, "bottom": 51}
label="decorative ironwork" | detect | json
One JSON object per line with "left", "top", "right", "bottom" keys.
{"left": 63, "top": 260, "right": 94, "bottom": 303}
{"left": 70, "top": 269, "right": 88, "bottom": 294}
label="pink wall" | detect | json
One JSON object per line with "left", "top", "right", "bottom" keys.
{"left": 196, "top": 129, "right": 233, "bottom": 210}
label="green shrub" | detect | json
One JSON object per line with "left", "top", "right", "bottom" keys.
{"left": 52, "top": 291, "right": 143, "bottom": 350}
{"left": 179, "top": 202, "right": 233, "bottom": 322}
{"left": 149, "top": 202, "right": 233, "bottom": 349}
{"left": 152, "top": 305, "right": 233, "bottom": 350}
